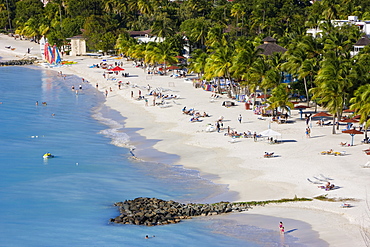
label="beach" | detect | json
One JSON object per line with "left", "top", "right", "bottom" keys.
{"left": 1, "top": 34, "right": 369, "bottom": 246}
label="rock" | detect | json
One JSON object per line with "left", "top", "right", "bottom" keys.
{"left": 111, "top": 197, "right": 249, "bottom": 226}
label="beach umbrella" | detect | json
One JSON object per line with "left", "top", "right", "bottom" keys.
{"left": 343, "top": 109, "right": 355, "bottom": 113}
{"left": 257, "top": 94, "right": 271, "bottom": 99}
{"left": 110, "top": 66, "right": 124, "bottom": 71}
{"left": 312, "top": 112, "right": 332, "bottom": 117}
{"left": 340, "top": 118, "right": 359, "bottom": 129}
{"left": 312, "top": 111, "right": 332, "bottom": 124}
{"left": 340, "top": 118, "right": 359, "bottom": 123}
{"left": 294, "top": 105, "right": 310, "bottom": 119}
{"left": 259, "top": 129, "right": 281, "bottom": 137}
{"left": 167, "top": 65, "right": 180, "bottom": 70}
{"left": 342, "top": 129, "right": 363, "bottom": 146}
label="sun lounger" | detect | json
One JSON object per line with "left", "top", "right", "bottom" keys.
{"left": 313, "top": 176, "right": 327, "bottom": 182}
{"left": 307, "top": 178, "right": 322, "bottom": 184}
{"left": 320, "top": 174, "right": 334, "bottom": 181}
{"left": 264, "top": 152, "right": 274, "bottom": 158}
{"left": 333, "top": 151, "right": 345, "bottom": 156}
{"left": 340, "top": 203, "right": 351, "bottom": 208}
{"left": 361, "top": 161, "right": 370, "bottom": 168}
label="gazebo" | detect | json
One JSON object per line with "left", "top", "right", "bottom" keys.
{"left": 257, "top": 37, "right": 287, "bottom": 56}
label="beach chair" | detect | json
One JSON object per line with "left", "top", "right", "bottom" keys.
{"left": 333, "top": 151, "right": 346, "bottom": 156}
{"left": 263, "top": 152, "right": 274, "bottom": 158}
{"left": 321, "top": 150, "right": 333, "bottom": 155}
{"left": 307, "top": 178, "right": 322, "bottom": 184}
{"left": 361, "top": 161, "right": 370, "bottom": 168}
{"left": 340, "top": 203, "right": 351, "bottom": 208}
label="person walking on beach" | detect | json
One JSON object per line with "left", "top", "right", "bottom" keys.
{"left": 305, "top": 127, "right": 311, "bottom": 138}
{"left": 216, "top": 121, "right": 221, "bottom": 132}
{"left": 105, "top": 90, "right": 108, "bottom": 97}
{"left": 253, "top": 132, "right": 257, "bottom": 141}
{"left": 131, "top": 91, "right": 134, "bottom": 98}
{"left": 238, "top": 114, "right": 242, "bottom": 124}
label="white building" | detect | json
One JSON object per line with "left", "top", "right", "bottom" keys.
{"left": 307, "top": 16, "right": 370, "bottom": 38}
{"left": 66, "top": 35, "right": 86, "bottom": 56}
{"left": 351, "top": 35, "right": 370, "bottom": 56}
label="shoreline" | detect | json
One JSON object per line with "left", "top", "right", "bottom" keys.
{"left": 1, "top": 34, "right": 368, "bottom": 246}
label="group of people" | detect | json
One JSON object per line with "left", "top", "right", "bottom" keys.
{"left": 182, "top": 106, "right": 210, "bottom": 122}
{"left": 305, "top": 127, "right": 311, "bottom": 138}
{"left": 318, "top": 182, "right": 335, "bottom": 191}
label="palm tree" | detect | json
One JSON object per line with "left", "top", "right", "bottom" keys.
{"left": 230, "top": 3, "right": 246, "bottom": 35}
{"left": 350, "top": 84, "right": 370, "bottom": 140}
{"left": 267, "top": 84, "right": 294, "bottom": 115}
{"left": 145, "top": 41, "right": 177, "bottom": 74}
{"left": 104, "top": 0, "right": 127, "bottom": 17}
{"left": 115, "top": 32, "right": 138, "bottom": 56}
{"left": 282, "top": 36, "right": 323, "bottom": 106}
{"left": 310, "top": 52, "right": 352, "bottom": 134}
{"left": 188, "top": 49, "right": 208, "bottom": 78}
{"left": 205, "top": 39, "right": 236, "bottom": 95}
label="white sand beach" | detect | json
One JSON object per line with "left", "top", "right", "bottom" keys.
{"left": 1, "top": 34, "right": 369, "bottom": 246}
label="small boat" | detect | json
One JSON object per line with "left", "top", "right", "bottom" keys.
{"left": 43, "top": 153, "right": 54, "bottom": 159}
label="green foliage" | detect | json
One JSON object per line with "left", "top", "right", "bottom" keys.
{"left": 313, "top": 194, "right": 357, "bottom": 202}
{"left": 2, "top": 0, "right": 369, "bottom": 124}
{"left": 65, "top": 0, "right": 103, "bottom": 18}
{"left": 233, "top": 197, "right": 313, "bottom": 206}
{"left": 267, "top": 84, "right": 294, "bottom": 114}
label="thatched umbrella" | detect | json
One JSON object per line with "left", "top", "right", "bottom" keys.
{"left": 342, "top": 129, "right": 363, "bottom": 146}
{"left": 294, "top": 105, "right": 310, "bottom": 119}
{"left": 340, "top": 118, "right": 359, "bottom": 130}
{"left": 312, "top": 112, "right": 332, "bottom": 125}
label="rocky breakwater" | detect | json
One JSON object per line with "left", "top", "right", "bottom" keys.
{"left": 110, "top": 197, "right": 251, "bottom": 226}
{"left": 0, "top": 59, "right": 36, "bottom": 66}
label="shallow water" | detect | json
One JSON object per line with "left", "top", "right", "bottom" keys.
{"left": 0, "top": 66, "right": 312, "bottom": 246}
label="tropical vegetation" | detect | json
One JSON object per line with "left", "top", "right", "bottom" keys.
{"left": 0, "top": 0, "right": 370, "bottom": 133}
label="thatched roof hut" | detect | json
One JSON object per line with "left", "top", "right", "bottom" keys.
{"left": 257, "top": 36, "right": 287, "bottom": 56}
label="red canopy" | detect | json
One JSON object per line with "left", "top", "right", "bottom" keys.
{"left": 294, "top": 105, "right": 310, "bottom": 109}
{"left": 110, "top": 66, "right": 125, "bottom": 71}
{"left": 257, "top": 95, "right": 271, "bottom": 98}
{"left": 342, "top": 129, "right": 363, "bottom": 146}
{"left": 343, "top": 109, "right": 355, "bottom": 113}
{"left": 312, "top": 112, "right": 332, "bottom": 117}
{"left": 167, "top": 65, "right": 180, "bottom": 70}
{"left": 175, "top": 55, "right": 185, "bottom": 59}
{"left": 342, "top": 129, "right": 363, "bottom": 134}
{"left": 340, "top": 119, "right": 359, "bottom": 123}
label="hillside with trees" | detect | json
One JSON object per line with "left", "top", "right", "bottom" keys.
{"left": 1, "top": 0, "right": 370, "bottom": 134}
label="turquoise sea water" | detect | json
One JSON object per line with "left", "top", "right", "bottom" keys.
{"left": 0, "top": 66, "right": 307, "bottom": 246}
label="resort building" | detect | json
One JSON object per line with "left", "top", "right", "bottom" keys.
{"left": 351, "top": 35, "right": 370, "bottom": 56}
{"left": 128, "top": 30, "right": 164, "bottom": 43}
{"left": 307, "top": 16, "right": 370, "bottom": 38}
{"left": 66, "top": 35, "right": 86, "bottom": 56}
